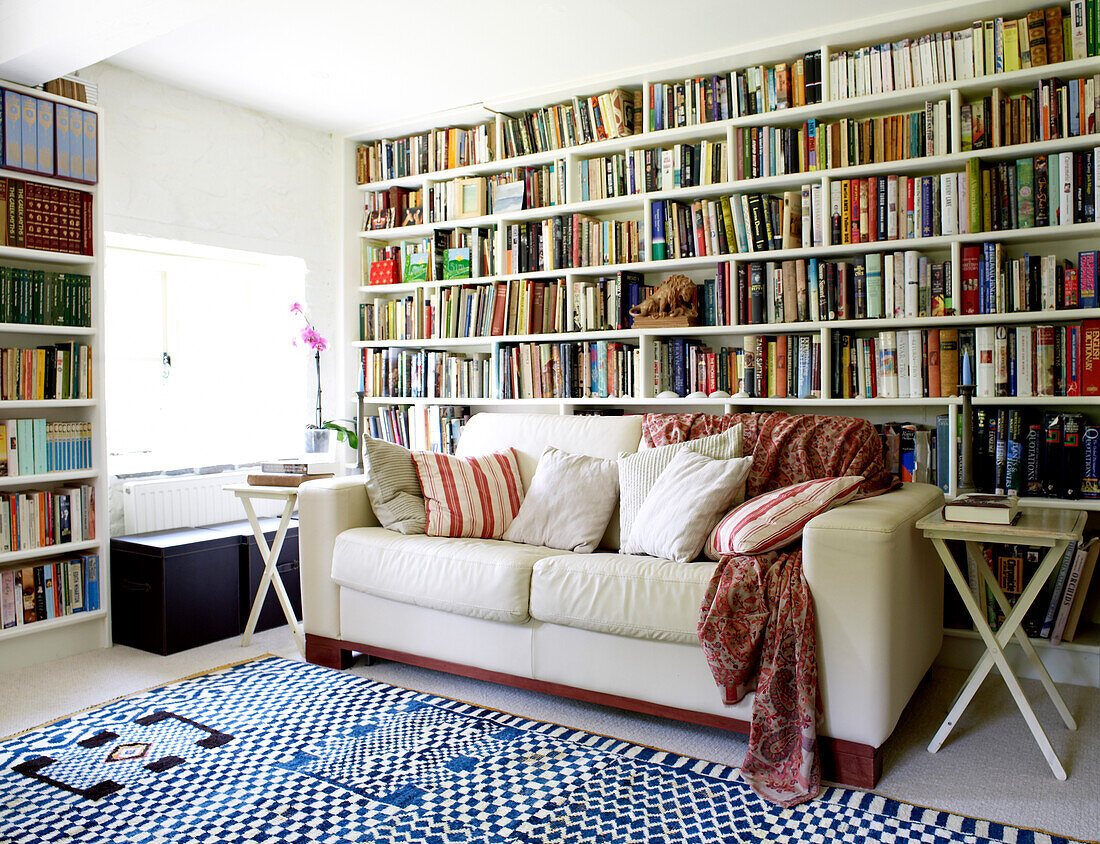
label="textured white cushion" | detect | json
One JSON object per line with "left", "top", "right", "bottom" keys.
{"left": 331, "top": 527, "right": 569, "bottom": 623}
{"left": 705, "top": 476, "right": 864, "bottom": 558}
{"left": 503, "top": 447, "right": 619, "bottom": 552}
{"left": 622, "top": 450, "right": 753, "bottom": 564}
{"left": 617, "top": 424, "right": 742, "bottom": 543}
{"left": 530, "top": 553, "right": 717, "bottom": 644}
{"left": 361, "top": 437, "right": 426, "bottom": 534}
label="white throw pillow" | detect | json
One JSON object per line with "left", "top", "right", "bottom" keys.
{"left": 503, "top": 447, "right": 619, "bottom": 552}
{"left": 621, "top": 450, "right": 753, "bottom": 564}
{"left": 617, "top": 424, "right": 742, "bottom": 543}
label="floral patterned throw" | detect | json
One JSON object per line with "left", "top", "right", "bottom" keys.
{"left": 643, "top": 411, "right": 896, "bottom": 807}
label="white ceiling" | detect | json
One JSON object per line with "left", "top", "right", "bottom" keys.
{"left": 1, "top": 0, "right": 985, "bottom": 138}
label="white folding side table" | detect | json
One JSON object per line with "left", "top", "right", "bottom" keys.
{"left": 225, "top": 484, "right": 305, "bottom": 656}
{"left": 916, "top": 506, "right": 1086, "bottom": 779}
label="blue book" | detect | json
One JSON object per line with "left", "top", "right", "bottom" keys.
{"left": 16, "top": 419, "right": 33, "bottom": 476}
{"left": 83, "top": 555, "right": 99, "bottom": 611}
{"left": 1007, "top": 329, "right": 1017, "bottom": 397}
{"left": 32, "top": 418, "right": 46, "bottom": 474}
{"left": 54, "top": 104, "right": 70, "bottom": 179}
{"left": 1082, "top": 426, "right": 1099, "bottom": 499}
{"left": 3, "top": 90, "right": 21, "bottom": 168}
{"left": 68, "top": 108, "right": 83, "bottom": 181}
{"left": 82, "top": 110, "right": 97, "bottom": 182}
{"left": 936, "top": 414, "right": 950, "bottom": 493}
{"left": 807, "top": 259, "right": 819, "bottom": 318}
{"left": 36, "top": 98, "right": 53, "bottom": 175}
{"left": 579, "top": 159, "right": 589, "bottom": 201}
{"left": 43, "top": 564, "right": 56, "bottom": 620}
{"left": 596, "top": 342, "right": 608, "bottom": 397}
{"left": 920, "top": 176, "right": 933, "bottom": 237}
{"left": 20, "top": 94, "right": 37, "bottom": 171}
{"left": 670, "top": 337, "right": 687, "bottom": 397}
{"left": 650, "top": 201, "right": 666, "bottom": 260}
{"left": 796, "top": 336, "right": 812, "bottom": 398}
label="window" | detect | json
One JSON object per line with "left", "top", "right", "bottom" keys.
{"left": 105, "top": 234, "right": 308, "bottom": 474}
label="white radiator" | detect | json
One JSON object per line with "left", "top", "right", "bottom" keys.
{"left": 122, "top": 471, "right": 287, "bottom": 534}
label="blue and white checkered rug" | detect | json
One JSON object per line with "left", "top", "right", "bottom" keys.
{"left": 0, "top": 657, "right": 1086, "bottom": 843}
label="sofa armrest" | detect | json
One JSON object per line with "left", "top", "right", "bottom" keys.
{"left": 297, "top": 476, "right": 377, "bottom": 639}
{"left": 802, "top": 482, "right": 944, "bottom": 747}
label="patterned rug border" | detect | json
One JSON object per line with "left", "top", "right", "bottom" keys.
{"left": 0, "top": 654, "right": 275, "bottom": 743}
{"left": 4, "top": 653, "right": 1094, "bottom": 844}
{"left": 333, "top": 659, "right": 1099, "bottom": 844}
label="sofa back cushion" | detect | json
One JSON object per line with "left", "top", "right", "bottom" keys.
{"left": 457, "top": 412, "right": 643, "bottom": 549}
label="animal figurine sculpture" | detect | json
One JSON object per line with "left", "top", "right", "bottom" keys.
{"left": 629, "top": 274, "right": 698, "bottom": 321}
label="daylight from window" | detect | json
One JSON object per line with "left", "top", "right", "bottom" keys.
{"left": 104, "top": 235, "right": 308, "bottom": 474}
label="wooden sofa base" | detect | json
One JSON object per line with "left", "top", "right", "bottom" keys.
{"left": 304, "top": 633, "right": 883, "bottom": 789}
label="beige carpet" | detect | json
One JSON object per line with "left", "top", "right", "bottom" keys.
{"left": 1, "top": 627, "right": 1097, "bottom": 842}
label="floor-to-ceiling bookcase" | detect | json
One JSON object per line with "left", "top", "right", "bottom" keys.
{"left": 0, "top": 79, "right": 107, "bottom": 672}
{"left": 341, "top": 0, "right": 1100, "bottom": 687}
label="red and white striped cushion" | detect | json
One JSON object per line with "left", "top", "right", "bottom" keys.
{"left": 412, "top": 449, "right": 525, "bottom": 539}
{"left": 704, "top": 475, "right": 864, "bottom": 558}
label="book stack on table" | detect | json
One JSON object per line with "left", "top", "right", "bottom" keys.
{"left": 247, "top": 461, "right": 333, "bottom": 487}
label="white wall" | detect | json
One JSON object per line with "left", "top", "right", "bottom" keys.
{"left": 75, "top": 62, "right": 343, "bottom": 534}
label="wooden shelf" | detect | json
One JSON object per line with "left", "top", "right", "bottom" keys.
{"left": 0, "top": 608, "right": 107, "bottom": 642}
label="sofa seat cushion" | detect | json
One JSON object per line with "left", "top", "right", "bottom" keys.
{"left": 332, "top": 527, "right": 570, "bottom": 623}
{"left": 530, "top": 553, "right": 717, "bottom": 645}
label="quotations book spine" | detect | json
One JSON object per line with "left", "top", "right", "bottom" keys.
{"left": 1082, "top": 425, "right": 1100, "bottom": 498}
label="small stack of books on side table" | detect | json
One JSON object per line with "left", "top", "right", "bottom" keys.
{"left": 247, "top": 460, "right": 334, "bottom": 487}
{"left": 942, "top": 493, "right": 1021, "bottom": 525}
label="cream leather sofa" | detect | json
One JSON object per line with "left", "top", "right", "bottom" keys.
{"left": 298, "top": 412, "right": 944, "bottom": 788}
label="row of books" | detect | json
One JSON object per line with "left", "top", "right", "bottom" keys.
{"left": 734, "top": 100, "right": 951, "bottom": 181}
{"left": 0, "top": 343, "right": 92, "bottom": 401}
{"left": 362, "top": 185, "right": 421, "bottom": 228}
{"left": 0, "top": 267, "right": 92, "bottom": 326}
{"left": 966, "top": 152, "right": 1096, "bottom": 233}
{"left": 580, "top": 140, "right": 730, "bottom": 202}
{"left": 500, "top": 89, "right": 640, "bottom": 159}
{"left": 360, "top": 348, "right": 490, "bottom": 400}
{"left": 972, "top": 409, "right": 1098, "bottom": 499}
{"left": 497, "top": 341, "right": 640, "bottom": 400}
{"left": 649, "top": 51, "right": 824, "bottom": 132}
{"left": 0, "top": 420, "right": 93, "bottom": 476}
{"left": 970, "top": 537, "right": 1098, "bottom": 640}
{"left": 364, "top": 228, "right": 494, "bottom": 285}
{"left": 363, "top": 405, "right": 469, "bottom": 455}
{"left": 972, "top": 321, "right": 1099, "bottom": 397}
{"left": 835, "top": 329, "right": 959, "bottom": 399}
{"left": 1, "top": 89, "right": 97, "bottom": 183}
{"left": 0, "top": 483, "right": 95, "bottom": 552}
{"left": 360, "top": 278, "right": 571, "bottom": 342}
{"left": 652, "top": 334, "right": 822, "bottom": 400}
{"left": 499, "top": 216, "right": 642, "bottom": 275}
{"left": 963, "top": 245, "right": 1100, "bottom": 315}
{"left": 355, "top": 124, "right": 495, "bottom": 184}
{"left": 1, "top": 177, "right": 93, "bottom": 256}
{"left": 828, "top": 6, "right": 1080, "bottom": 103}
{"left": 0, "top": 555, "right": 100, "bottom": 629}
{"left": 963, "top": 74, "right": 1100, "bottom": 150}
{"left": 572, "top": 273, "right": 646, "bottom": 333}
{"left": 483, "top": 163, "right": 565, "bottom": 214}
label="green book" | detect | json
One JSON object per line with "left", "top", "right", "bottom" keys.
{"left": 405, "top": 251, "right": 430, "bottom": 283}
{"left": 443, "top": 247, "right": 471, "bottom": 281}
{"left": 1016, "top": 158, "right": 1034, "bottom": 228}
{"left": 966, "top": 159, "right": 982, "bottom": 234}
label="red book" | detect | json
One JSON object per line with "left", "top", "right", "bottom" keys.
{"left": 927, "top": 328, "right": 941, "bottom": 398}
{"left": 1083, "top": 319, "right": 1100, "bottom": 397}
{"left": 775, "top": 338, "right": 788, "bottom": 399}
{"left": 961, "top": 245, "right": 981, "bottom": 315}
{"left": 850, "top": 179, "right": 861, "bottom": 244}
{"left": 490, "top": 282, "right": 508, "bottom": 336}
{"left": 867, "top": 176, "right": 878, "bottom": 242}
{"left": 1064, "top": 267, "right": 1079, "bottom": 308}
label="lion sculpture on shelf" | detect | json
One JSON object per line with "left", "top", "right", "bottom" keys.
{"left": 629, "top": 273, "right": 698, "bottom": 320}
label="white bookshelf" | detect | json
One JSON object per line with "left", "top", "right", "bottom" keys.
{"left": 0, "top": 79, "right": 107, "bottom": 672}
{"left": 341, "top": 0, "right": 1100, "bottom": 686}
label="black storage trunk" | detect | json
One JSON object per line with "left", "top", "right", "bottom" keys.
{"left": 110, "top": 527, "right": 242, "bottom": 655}
{"left": 239, "top": 519, "right": 301, "bottom": 634}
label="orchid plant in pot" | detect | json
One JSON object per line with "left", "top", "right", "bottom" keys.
{"left": 292, "top": 302, "right": 357, "bottom": 454}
